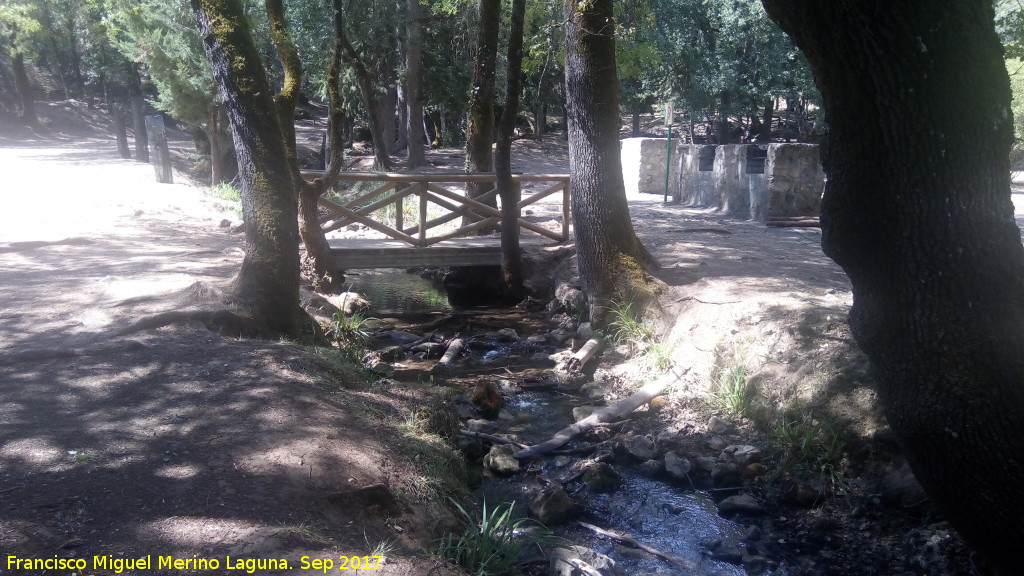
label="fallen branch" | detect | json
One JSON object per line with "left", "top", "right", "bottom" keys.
{"left": 458, "top": 430, "right": 529, "bottom": 449}
{"left": 565, "top": 338, "right": 602, "bottom": 373}
{"left": 513, "top": 367, "right": 685, "bottom": 459}
{"left": 574, "top": 521, "right": 694, "bottom": 569}
{"left": 430, "top": 337, "right": 464, "bottom": 373}
{"left": 766, "top": 216, "right": 820, "bottom": 228}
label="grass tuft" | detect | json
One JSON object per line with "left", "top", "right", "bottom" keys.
{"left": 435, "top": 500, "right": 561, "bottom": 576}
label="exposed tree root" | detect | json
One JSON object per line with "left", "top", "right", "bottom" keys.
{"left": 0, "top": 340, "right": 149, "bottom": 367}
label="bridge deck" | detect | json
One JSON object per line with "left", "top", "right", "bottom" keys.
{"left": 329, "top": 236, "right": 556, "bottom": 269}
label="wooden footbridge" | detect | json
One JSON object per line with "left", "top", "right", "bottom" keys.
{"left": 301, "top": 171, "right": 571, "bottom": 269}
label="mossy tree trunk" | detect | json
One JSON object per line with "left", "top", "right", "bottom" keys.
{"left": 495, "top": 0, "right": 526, "bottom": 303}
{"left": 191, "top": 0, "right": 306, "bottom": 337}
{"left": 264, "top": 0, "right": 344, "bottom": 292}
{"left": 761, "top": 1, "right": 1024, "bottom": 572}
{"left": 464, "top": 0, "right": 500, "bottom": 227}
{"left": 562, "top": 0, "right": 659, "bottom": 325}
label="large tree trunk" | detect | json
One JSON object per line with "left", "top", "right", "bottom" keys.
{"left": 207, "top": 103, "right": 225, "bottom": 185}
{"left": 562, "top": 0, "right": 659, "bottom": 326}
{"left": 266, "top": 0, "right": 344, "bottom": 292}
{"left": 12, "top": 50, "right": 38, "bottom": 128}
{"left": 191, "top": 0, "right": 306, "bottom": 338}
{"left": 495, "top": 0, "right": 526, "bottom": 303}
{"left": 128, "top": 66, "right": 149, "bottom": 163}
{"left": 339, "top": 29, "right": 392, "bottom": 171}
{"left": 405, "top": 0, "right": 426, "bottom": 168}
{"left": 464, "top": 0, "right": 501, "bottom": 226}
{"left": 761, "top": 2, "right": 1024, "bottom": 573}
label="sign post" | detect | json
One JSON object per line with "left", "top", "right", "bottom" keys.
{"left": 663, "top": 102, "right": 674, "bottom": 203}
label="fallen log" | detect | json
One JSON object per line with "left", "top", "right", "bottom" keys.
{"left": 766, "top": 216, "right": 820, "bottom": 228}
{"left": 513, "top": 367, "right": 686, "bottom": 459}
{"left": 574, "top": 521, "right": 694, "bottom": 569}
{"left": 430, "top": 337, "right": 464, "bottom": 373}
{"left": 458, "top": 430, "right": 529, "bottom": 449}
{"left": 565, "top": 338, "right": 602, "bottom": 373}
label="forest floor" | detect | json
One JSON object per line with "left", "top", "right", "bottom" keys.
{"left": 0, "top": 101, "right": 1019, "bottom": 576}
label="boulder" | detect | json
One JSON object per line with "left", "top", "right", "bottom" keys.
{"left": 717, "top": 493, "right": 765, "bottom": 516}
{"left": 483, "top": 445, "right": 520, "bottom": 475}
{"left": 664, "top": 451, "right": 692, "bottom": 480}
{"left": 708, "top": 415, "right": 733, "bottom": 435}
{"left": 637, "top": 459, "right": 663, "bottom": 477}
{"left": 623, "top": 434, "right": 658, "bottom": 461}
{"left": 582, "top": 462, "right": 622, "bottom": 493}
{"left": 529, "top": 488, "right": 578, "bottom": 526}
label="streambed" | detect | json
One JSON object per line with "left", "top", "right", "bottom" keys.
{"left": 357, "top": 269, "right": 780, "bottom": 576}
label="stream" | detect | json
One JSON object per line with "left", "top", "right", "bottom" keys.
{"left": 355, "top": 269, "right": 781, "bottom": 576}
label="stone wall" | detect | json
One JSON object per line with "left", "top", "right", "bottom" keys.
{"left": 671, "top": 143, "right": 824, "bottom": 221}
{"left": 621, "top": 137, "right": 683, "bottom": 197}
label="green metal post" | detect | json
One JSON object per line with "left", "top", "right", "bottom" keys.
{"left": 664, "top": 103, "right": 674, "bottom": 203}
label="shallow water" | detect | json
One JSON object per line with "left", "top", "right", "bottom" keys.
{"left": 344, "top": 270, "right": 451, "bottom": 314}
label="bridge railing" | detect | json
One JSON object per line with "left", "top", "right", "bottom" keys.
{"left": 300, "top": 171, "right": 570, "bottom": 246}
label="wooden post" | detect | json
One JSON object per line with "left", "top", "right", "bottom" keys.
{"left": 418, "top": 182, "right": 428, "bottom": 246}
{"left": 145, "top": 115, "right": 173, "bottom": 184}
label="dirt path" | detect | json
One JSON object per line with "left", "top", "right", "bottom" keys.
{"left": 0, "top": 137, "right": 460, "bottom": 575}
{"left": 0, "top": 139, "right": 243, "bottom": 351}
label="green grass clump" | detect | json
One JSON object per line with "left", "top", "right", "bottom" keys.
{"left": 607, "top": 299, "right": 673, "bottom": 372}
{"left": 435, "top": 500, "right": 560, "bottom": 576}
{"left": 769, "top": 412, "right": 848, "bottom": 495}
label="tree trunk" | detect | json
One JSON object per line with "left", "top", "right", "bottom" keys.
{"left": 207, "top": 103, "right": 225, "bottom": 185}
{"left": 295, "top": 0, "right": 350, "bottom": 293}
{"left": 495, "top": 0, "right": 526, "bottom": 303}
{"left": 113, "top": 103, "right": 132, "bottom": 159}
{"left": 339, "top": 12, "right": 392, "bottom": 171}
{"left": 128, "top": 66, "right": 149, "bottom": 163}
{"left": 405, "top": 0, "right": 426, "bottom": 168}
{"left": 562, "top": 0, "right": 659, "bottom": 326}
{"left": 396, "top": 84, "right": 408, "bottom": 152}
{"left": 191, "top": 0, "right": 306, "bottom": 338}
{"left": 265, "top": 0, "right": 302, "bottom": 171}
{"left": 464, "top": 0, "right": 501, "bottom": 226}
{"left": 761, "top": 2, "right": 1023, "bottom": 573}
{"left": 12, "top": 51, "right": 38, "bottom": 128}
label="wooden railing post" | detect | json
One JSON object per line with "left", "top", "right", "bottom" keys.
{"left": 394, "top": 185, "right": 404, "bottom": 233}
{"left": 418, "top": 182, "right": 428, "bottom": 246}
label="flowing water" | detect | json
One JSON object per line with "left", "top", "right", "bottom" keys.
{"left": 359, "top": 269, "right": 777, "bottom": 576}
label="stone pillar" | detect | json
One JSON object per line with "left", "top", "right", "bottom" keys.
{"left": 716, "top": 145, "right": 747, "bottom": 216}
{"left": 764, "top": 144, "right": 824, "bottom": 220}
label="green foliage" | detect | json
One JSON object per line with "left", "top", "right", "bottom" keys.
{"left": 608, "top": 299, "right": 656, "bottom": 348}
{"left": 212, "top": 182, "right": 241, "bottom": 202}
{"left": 107, "top": 0, "right": 217, "bottom": 128}
{"left": 769, "top": 412, "right": 847, "bottom": 494}
{"left": 328, "top": 311, "right": 373, "bottom": 346}
{"left": 649, "top": 0, "right": 818, "bottom": 128}
{"left": 710, "top": 363, "right": 753, "bottom": 416}
{"left": 435, "top": 500, "right": 560, "bottom": 576}
{"left": 608, "top": 299, "right": 673, "bottom": 372}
